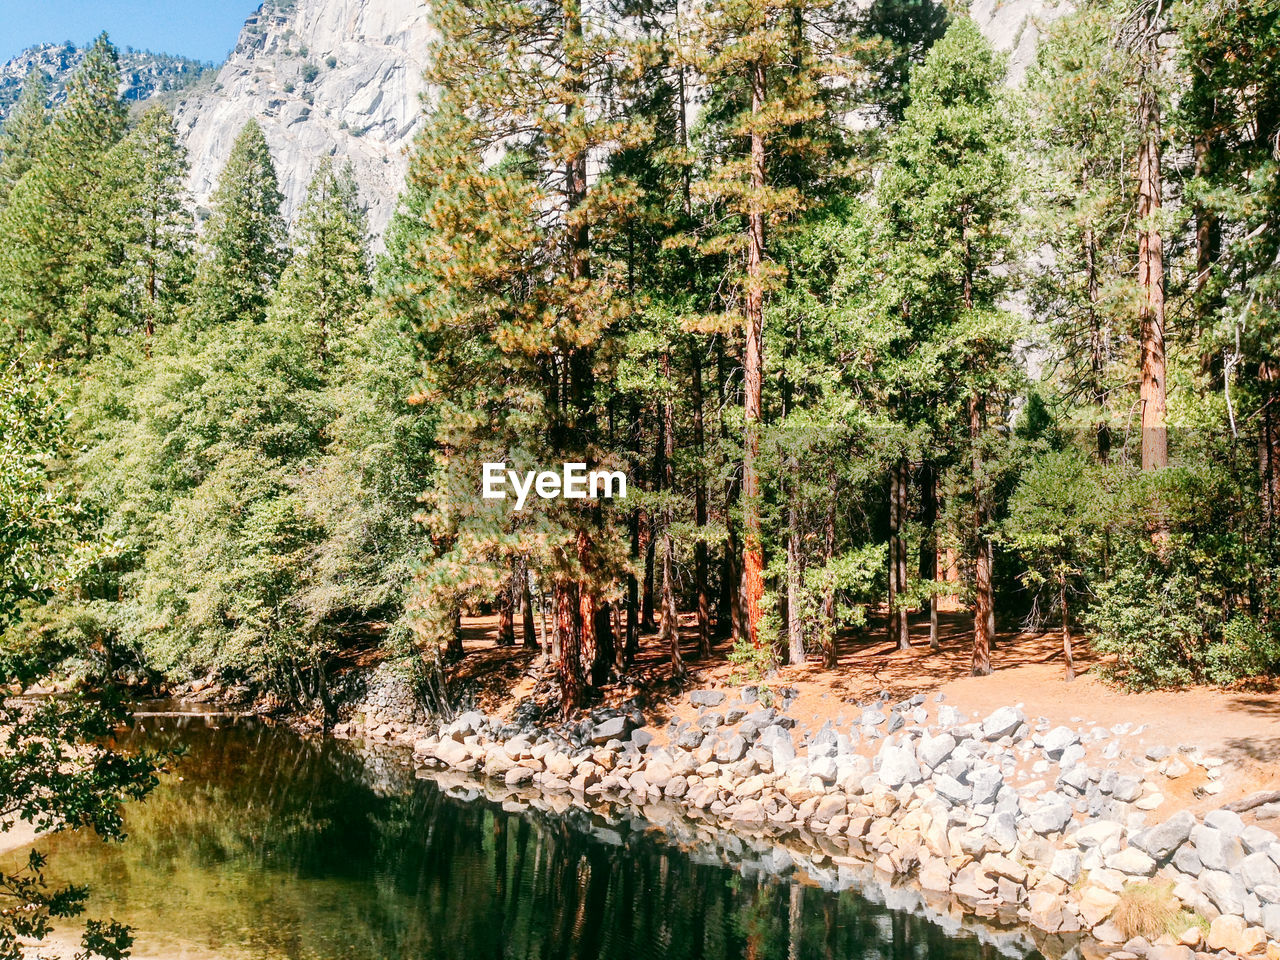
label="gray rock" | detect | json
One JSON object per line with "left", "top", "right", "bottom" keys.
{"left": 934, "top": 775, "right": 972, "bottom": 806}
{"left": 714, "top": 735, "right": 747, "bottom": 764}
{"left": 690, "top": 689, "right": 726, "bottom": 707}
{"left": 1111, "top": 776, "right": 1144, "bottom": 803}
{"left": 725, "top": 707, "right": 746, "bottom": 724}
{"left": 885, "top": 711, "right": 905, "bottom": 733}
{"left": 937, "top": 705, "right": 961, "bottom": 728}
{"left": 1041, "top": 725, "right": 1080, "bottom": 759}
{"left": 1145, "top": 744, "right": 1172, "bottom": 761}
{"left": 860, "top": 707, "right": 886, "bottom": 727}
{"left": 968, "top": 763, "right": 1004, "bottom": 806}
{"left": 918, "top": 732, "right": 957, "bottom": 770}
{"left": 1191, "top": 824, "right": 1244, "bottom": 872}
{"left": 1200, "top": 869, "right": 1248, "bottom": 916}
{"left": 809, "top": 723, "right": 838, "bottom": 759}
{"left": 1241, "top": 825, "right": 1278, "bottom": 855}
{"left": 1263, "top": 903, "right": 1280, "bottom": 942}
{"left": 1057, "top": 764, "right": 1089, "bottom": 795}
{"left": 1050, "top": 848, "right": 1082, "bottom": 884}
{"left": 985, "top": 810, "right": 1018, "bottom": 851}
{"left": 1204, "top": 808, "right": 1246, "bottom": 837}
{"left": 591, "top": 716, "right": 630, "bottom": 744}
{"left": 698, "top": 712, "right": 725, "bottom": 731}
{"left": 1242, "top": 851, "right": 1280, "bottom": 891}
{"left": 629, "top": 729, "right": 654, "bottom": 752}
{"left": 1030, "top": 797, "right": 1074, "bottom": 835}
{"left": 811, "top": 755, "right": 838, "bottom": 785}
{"left": 1130, "top": 809, "right": 1195, "bottom": 861}
{"left": 675, "top": 728, "right": 704, "bottom": 750}
{"left": 759, "top": 725, "right": 795, "bottom": 765}
{"left": 877, "top": 746, "right": 922, "bottom": 789}
{"left": 981, "top": 706, "right": 1026, "bottom": 741}
{"left": 1172, "top": 844, "right": 1202, "bottom": 876}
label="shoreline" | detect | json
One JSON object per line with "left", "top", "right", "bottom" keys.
{"left": 339, "top": 686, "right": 1280, "bottom": 960}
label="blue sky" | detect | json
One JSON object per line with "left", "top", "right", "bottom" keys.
{"left": 0, "top": 1, "right": 256, "bottom": 65}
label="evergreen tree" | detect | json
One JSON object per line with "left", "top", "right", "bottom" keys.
{"left": 687, "top": 0, "right": 872, "bottom": 657}
{"left": 387, "top": 0, "right": 650, "bottom": 714}
{"left": 103, "top": 104, "right": 195, "bottom": 344}
{"left": 0, "top": 34, "right": 127, "bottom": 359}
{"left": 0, "top": 68, "right": 49, "bottom": 206}
{"left": 878, "top": 18, "right": 1021, "bottom": 675}
{"left": 269, "top": 158, "right": 369, "bottom": 354}
{"left": 191, "top": 119, "right": 289, "bottom": 326}
{"left": 1027, "top": 3, "right": 1136, "bottom": 462}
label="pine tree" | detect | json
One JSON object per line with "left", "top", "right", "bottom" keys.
{"left": 687, "top": 0, "right": 871, "bottom": 657}
{"left": 191, "top": 119, "right": 289, "bottom": 326}
{"left": 269, "top": 158, "right": 369, "bottom": 354}
{"left": 1027, "top": 4, "right": 1136, "bottom": 462}
{"left": 387, "top": 0, "right": 648, "bottom": 714}
{"left": 878, "top": 18, "right": 1020, "bottom": 676}
{"left": 103, "top": 104, "right": 196, "bottom": 345}
{"left": 0, "top": 35, "right": 127, "bottom": 359}
{"left": 0, "top": 68, "right": 49, "bottom": 206}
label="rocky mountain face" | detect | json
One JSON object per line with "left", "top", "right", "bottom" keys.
{"left": 0, "top": 42, "right": 211, "bottom": 121}
{"left": 1, "top": 0, "right": 1061, "bottom": 241}
{"left": 173, "top": 0, "right": 430, "bottom": 238}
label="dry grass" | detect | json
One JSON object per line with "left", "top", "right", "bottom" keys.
{"left": 1112, "top": 882, "right": 1203, "bottom": 940}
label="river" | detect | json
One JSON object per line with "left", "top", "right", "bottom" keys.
{"left": 5, "top": 707, "right": 1039, "bottom": 960}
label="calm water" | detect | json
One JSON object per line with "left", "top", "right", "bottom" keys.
{"left": 8, "top": 710, "right": 1034, "bottom": 960}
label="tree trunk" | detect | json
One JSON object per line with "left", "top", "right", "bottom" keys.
{"left": 1061, "top": 581, "right": 1075, "bottom": 682}
{"left": 660, "top": 352, "right": 684, "bottom": 680}
{"left": 1261, "top": 367, "right": 1280, "bottom": 530}
{"left": 448, "top": 606, "right": 464, "bottom": 661}
{"left": 556, "top": 580, "right": 584, "bottom": 717}
{"left": 499, "top": 566, "right": 516, "bottom": 647}
{"left": 821, "top": 471, "right": 837, "bottom": 668}
{"left": 887, "top": 457, "right": 910, "bottom": 651}
{"left": 971, "top": 392, "right": 992, "bottom": 677}
{"left": 920, "top": 461, "right": 940, "bottom": 651}
{"left": 521, "top": 568, "right": 538, "bottom": 649}
{"left": 591, "top": 600, "right": 614, "bottom": 688}
{"left": 692, "top": 344, "right": 711, "bottom": 657}
{"left": 1084, "top": 224, "right": 1112, "bottom": 462}
{"left": 786, "top": 495, "right": 804, "bottom": 665}
{"left": 740, "top": 57, "right": 766, "bottom": 654}
{"left": 1137, "top": 80, "right": 1168, "bottom": 471}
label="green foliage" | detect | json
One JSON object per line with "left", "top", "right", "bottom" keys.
{"left": 0, "top": 68, "right": 49, "bottom": 205}
{"left": 0, "top": 689, "right": 164, "bottom": 960}
{"left": 0, "top": 35, "right": 128, "bottom": 360}
{"left": 190, "top": 120, "right": 288, "bottom": 326}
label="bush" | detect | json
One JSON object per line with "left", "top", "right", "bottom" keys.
{"left": 301, "top": 62, "right": 319, "bottom": 83}
{"left": 1206, "top": 615, "right": 1280, "bottom": 684}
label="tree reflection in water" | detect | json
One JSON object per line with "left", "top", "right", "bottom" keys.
{"left": 5, "top": 714, "right": 1019, "bottom": 960}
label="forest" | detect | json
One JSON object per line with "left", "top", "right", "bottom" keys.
{"left": 1, "top": 0, "right": 1279, "bottom": 730}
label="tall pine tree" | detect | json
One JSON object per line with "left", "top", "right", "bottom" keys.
{"left": 0, "top": 35, "right": 127, "bottom": 359}
{"left": 191, "top": 119, "right": 289, "bottom": 326}
{"left": 269, "top": 158, "right": 369, "bottom": 355}
{"left": 0, "top": 68, "right": 49, "bottom": 206}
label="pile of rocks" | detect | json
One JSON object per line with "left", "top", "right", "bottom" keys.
{"left": 405, "top": 689, "right": 1280, "bottom": 960}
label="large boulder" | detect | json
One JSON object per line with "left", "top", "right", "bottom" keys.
{"left": 1130, "top": 809, "right": 1195, "bottom": 861}
{"left": 980, "top": 706, "right": 1025, "bottom": 741}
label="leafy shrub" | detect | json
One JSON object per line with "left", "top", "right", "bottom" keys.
{"left": 1206, "top": 615, "right": 1280, "bottom": 684}
{"left": 301, "top": 62, "right": 319, "bottom": 83}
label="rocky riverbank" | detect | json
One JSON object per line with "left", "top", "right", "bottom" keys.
{"left": 339, "top": 685, "right": 1280, "bottom": 960}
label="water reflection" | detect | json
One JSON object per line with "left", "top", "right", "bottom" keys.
{"left": 6, "top": 712, "right": 1027, "bottom": 960}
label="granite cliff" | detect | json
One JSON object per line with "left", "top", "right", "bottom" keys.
{"left": 1, "top": 0, "right": 1063, "bottom": 239}
{"left": 173, "top": 0, "right": 431, "bottom": 237}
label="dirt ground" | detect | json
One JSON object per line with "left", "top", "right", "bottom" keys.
{"left": 448, "top": 608, "right": 1280, "bottom": 817}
